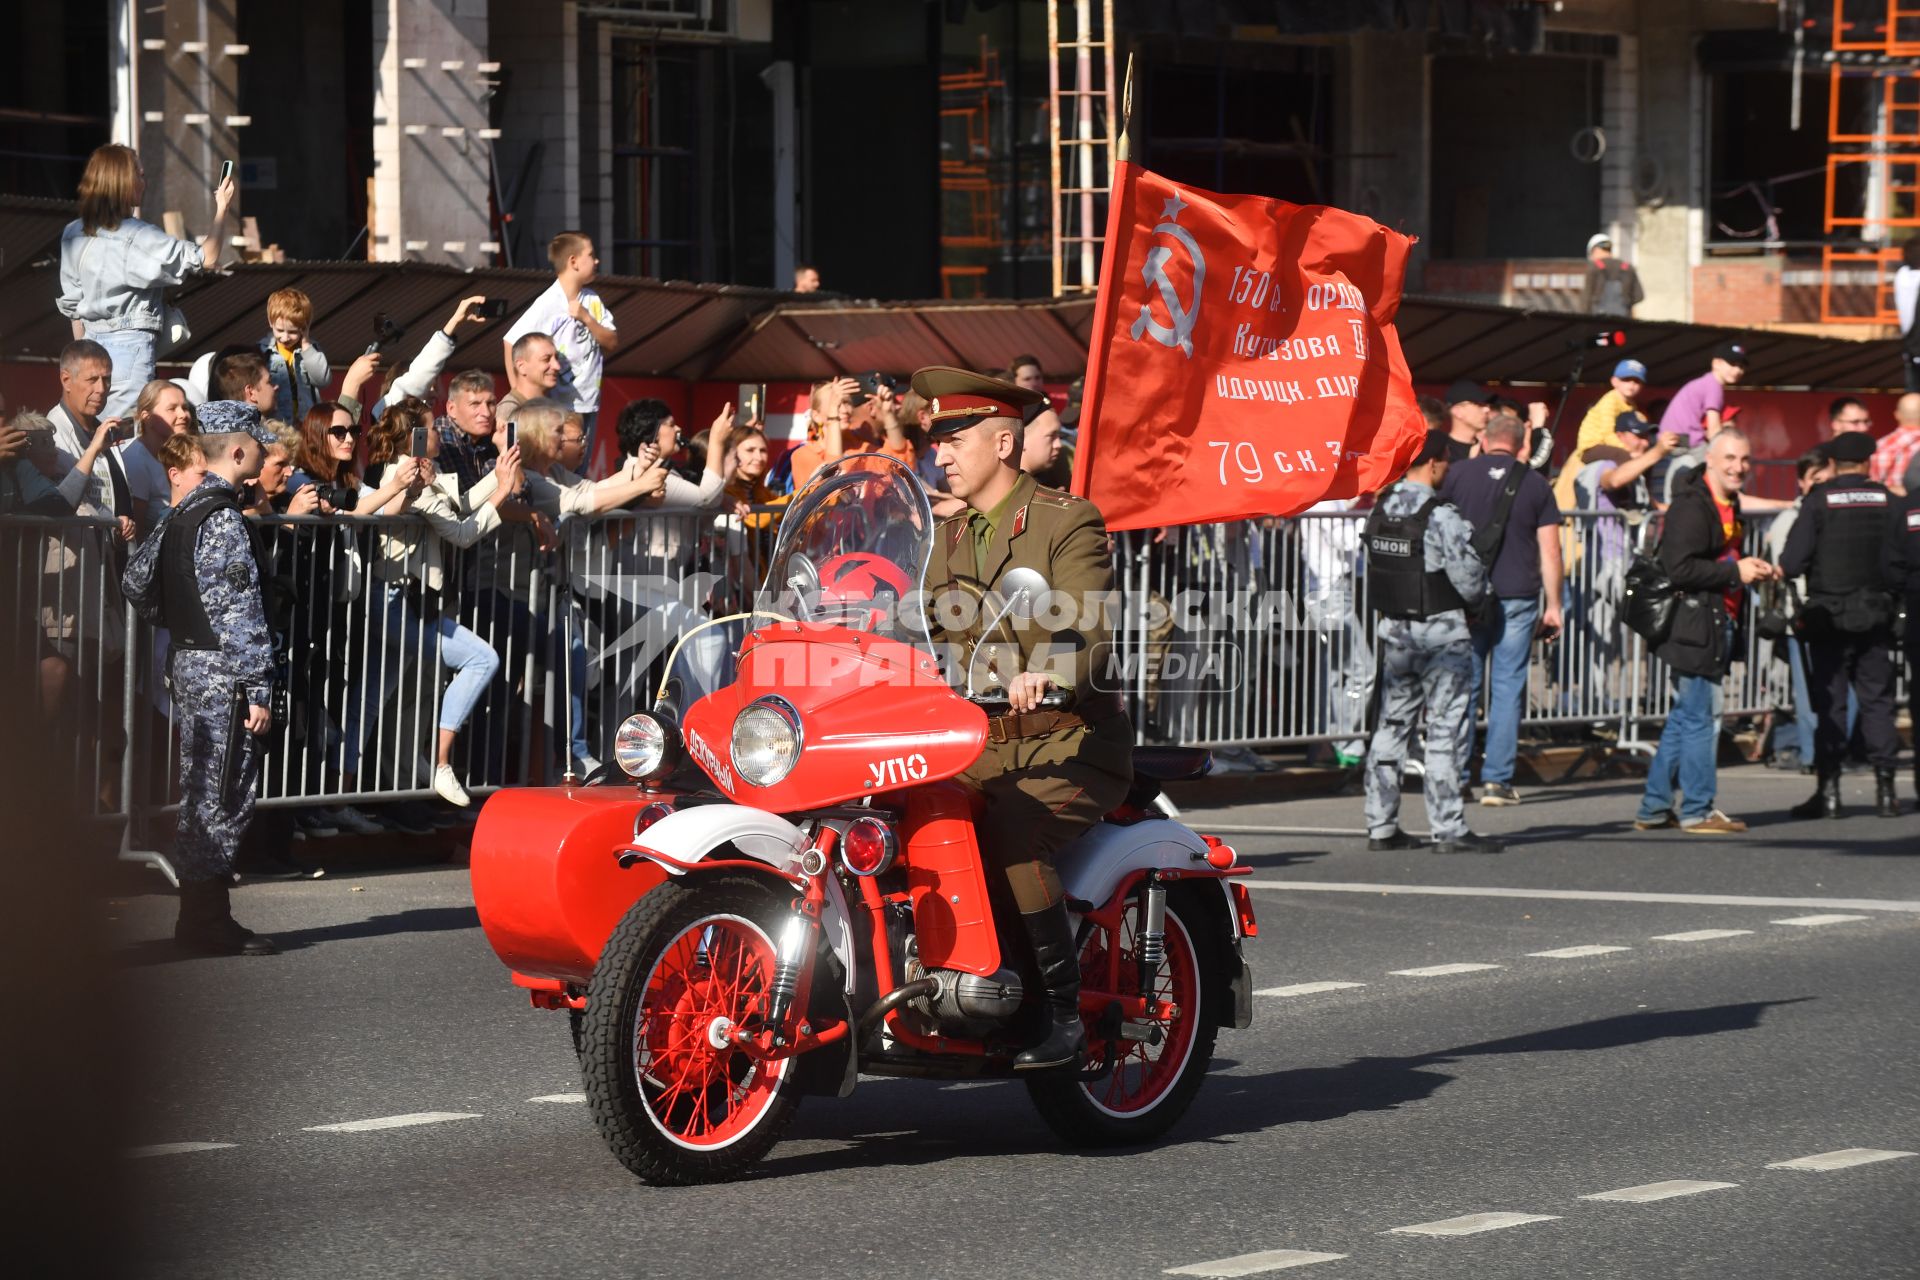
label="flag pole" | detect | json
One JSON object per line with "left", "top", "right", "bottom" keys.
{"left": 1115, "top": 52, "right": 1134, "bottom": 166}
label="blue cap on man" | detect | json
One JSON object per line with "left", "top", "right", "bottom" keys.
{"left": 1612, "top": 359, "right": 1648, "bottom": 382}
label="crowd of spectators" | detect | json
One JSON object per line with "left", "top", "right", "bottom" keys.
{"left": 8, "top": 142, "right": 1917, "bottom": 862}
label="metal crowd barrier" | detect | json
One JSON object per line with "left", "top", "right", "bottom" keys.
{"left": 4, "top": 503, "right": 1909, "bottom": 882}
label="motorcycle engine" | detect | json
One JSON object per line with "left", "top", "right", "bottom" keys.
{"left": 903, "top": 950, "right": 1024, "bottom": 1032}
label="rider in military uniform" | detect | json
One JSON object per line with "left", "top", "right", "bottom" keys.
{"left": 1782, "top": 430, "right": 1901, "bottom": 819}
{"left": 1363, "top": 429, "right": 1501, "bottom": 854}
{"left": 164, "top": 400, "right": 280, "bottom": 954}
{"left": 913, "top": 365, "right": 1132, "bottom": 1070}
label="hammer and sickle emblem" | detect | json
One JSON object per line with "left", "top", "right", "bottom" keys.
{"left": 1130, "top": 209, "right": 1207, "bottom": 359}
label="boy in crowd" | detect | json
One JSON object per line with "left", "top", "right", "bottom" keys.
{"left": 213, "top": 349, "right": 277, "bottom": 413}
{"left": 504, "top": 232, "right": 618, "bottom": 456}
{"left": 260, "top": 288, "right": 330, "bottom": 423}
{"left": 1659, "top": 342, "right": 1747, "bottom": 449}
{"left": 160, "top": 431, "right": 208, "bottom": 508}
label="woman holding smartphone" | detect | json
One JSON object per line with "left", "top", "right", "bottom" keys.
{"left": 57, "top": 144, "right": 236, "bottom": 417}
{"left": 339, "top": 398, "right": 519, "bottom": 808}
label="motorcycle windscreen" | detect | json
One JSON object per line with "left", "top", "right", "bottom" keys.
{"left": 755, "top": 454, "right": 936, "bottom": 647}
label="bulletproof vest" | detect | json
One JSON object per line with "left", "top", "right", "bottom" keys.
{"left": 1365, "top": 489, "right": 1468, "bottom": 620}
{"left": 1898, "top": 499, "right": 1920, "bottom": 596}
{"left": 1806, "top": 476, "right": 1893, "bottom": 599}
{"left": 162, "top": 489, "right": 261, "bottom": 650}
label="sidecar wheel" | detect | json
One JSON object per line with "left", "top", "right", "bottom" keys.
{"left": 581, "top": 874, "right": 801, "bottom": 1185}
{"left": 1027, "top": 897, "right": 1218, "bottom": 1146}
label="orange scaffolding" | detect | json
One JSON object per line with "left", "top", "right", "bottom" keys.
{"left": 1820, "top": 2, "right": 1920, "bottom": 321}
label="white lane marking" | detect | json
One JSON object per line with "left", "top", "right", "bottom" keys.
{"left": 1239, "top": 881, "right": 1920, "bottom": 914}
{"left": 1165, "top": 1250, "right": 1347, "bottom": 1276}
{"left": 1771, "top": 914, "right": 1871, "bottom": 927}
{"left": 1387, "top": 1212, "right": 1558, "bottom": 1236}
{"left": 1527, "top": 945, "right": 1632, "bottom": 958}
{"left": 303, "top": 1111, "right": 482, "bottom": 1133}
{"left": 127, "top": 1142, "right": 235, "bottom": 1159}
{"left": 1766, "top": 1148, "right": 1918, "bottom": 1171}
{"left": 1389, "top": 963, "right": 1503, "bottom": 977}
{"left": 1581, "top": 1180, "right": 1739, "bottom": 1202}
{"left": 1650, "top": 929, "right": 1754, "bottom": 942}
{"left": 530, "top": 1093, "right": 586, "bottom": 1104}
{"left": 1257, "top": 981, "right": 1367, "bottom": 997}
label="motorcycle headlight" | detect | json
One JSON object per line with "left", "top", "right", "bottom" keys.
{"left": 730, "top": 697, "right": 802, "bottom": 788}
{"left": 614, "top": 713, "right": 668, "bottom": 780}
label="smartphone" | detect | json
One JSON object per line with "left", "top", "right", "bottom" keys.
{"left": 482, "top": 298, "right": 511, "bottom": 320}
{"left": 736, "top": 382, "right": 765, "bottom": 424}
{"left": 216, "top": 159, "right": 234, "bottom": 190}
{"left": 410, "top": 426, "right": 430, "bottom": 458}
{"left": 503, "top": 420, "right": 517, "bottom": 450}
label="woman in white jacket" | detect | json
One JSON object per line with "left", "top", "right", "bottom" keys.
{"left": 339, "top": 398, "right": 520, "bottom": 807}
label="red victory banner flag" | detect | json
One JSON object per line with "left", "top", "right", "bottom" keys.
{"left": 1070, "top": 162, "right": 1426, "bottom": 531}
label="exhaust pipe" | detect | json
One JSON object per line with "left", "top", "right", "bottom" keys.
{"left": 857, "top": 978, "right": 939, "bottom": 1040}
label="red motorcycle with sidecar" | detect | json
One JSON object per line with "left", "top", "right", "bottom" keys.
{"left": 470, "top": 457, "right": 1256, "bottom": 1184}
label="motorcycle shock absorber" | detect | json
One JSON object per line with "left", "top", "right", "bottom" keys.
{"left": 766, "top": 828, "right": 835, "bottom": 1044}
{"left": 1137, "top": 873, "right": 1168, "bottom": 996}
{"left": 765, "top": 913, "right": 811, "bottom": 1044}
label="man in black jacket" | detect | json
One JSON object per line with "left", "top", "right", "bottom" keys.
{"left": 1782, "top": 430, "right": 1902, "bottom": 817}
{"left": 1633, "top": 428, "right": 1780, "bottom": 834}
{"left": 1887, "top": 486, "right": 1920, "bottom": 803}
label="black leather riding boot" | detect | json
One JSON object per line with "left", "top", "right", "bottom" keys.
{"left": 1014, "top": 901, "right": 1086, "bottom": 1071}
{"left": 176, "top": 879, "right": 278, "bottom": 956}
{"left": 1875, "top": 768, "right": 1900, "bottom": 818}
{"left": 1790, "top": 771, "right": 1843, "bottom": 820}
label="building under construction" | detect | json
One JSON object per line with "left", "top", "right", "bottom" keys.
{"left": 3, "top": 0, "right": 1916, "bottom": 334}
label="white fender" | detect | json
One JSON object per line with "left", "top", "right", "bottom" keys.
{"left": 1054, "top": 819, "right": 1240, "bottom": 935}
{"left": 629, "top": 804, "right": 858, "bottom": 993}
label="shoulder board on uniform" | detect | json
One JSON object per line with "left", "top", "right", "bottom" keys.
{"left": 1028, "top": 484, "right": 1086, "bottom": 509}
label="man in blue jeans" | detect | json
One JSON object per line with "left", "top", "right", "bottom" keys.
{"left": 1635, "top": 428, "right": 1780, "bottom": 833}
{"left": 1442, "top": 409, "right": 1564, "bottom": 805}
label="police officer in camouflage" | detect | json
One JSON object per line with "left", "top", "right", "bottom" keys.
{"left": 163, "top": 400, "right": 280, "bottom": 954}
{"left": 1783, "top": 430, "right": 1902, "bottom": 819}
{"left": 1363, "top": 430, "right": 1502, "bottom": 854}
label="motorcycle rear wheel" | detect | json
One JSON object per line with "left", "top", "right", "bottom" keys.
{"left": 581, "top": 874, "right": 801, "bottom": 1184}
{"left": 1027, "top": 897, "right": 1217, "bottom": 1146}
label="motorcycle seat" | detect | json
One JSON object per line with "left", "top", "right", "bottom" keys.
{"left": 1130, "top": 746, "right": 1212, "bottom": 783}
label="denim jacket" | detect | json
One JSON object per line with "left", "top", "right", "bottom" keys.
{"left": 56, "top": 217, "right": 201, "bottom": 333}
{"left": 259, "top": 336, "right": 332, "bottom": 422}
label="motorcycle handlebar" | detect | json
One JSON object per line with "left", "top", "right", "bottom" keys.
{"left": 968, "top": 689, "right": 1071, "bottom": 713}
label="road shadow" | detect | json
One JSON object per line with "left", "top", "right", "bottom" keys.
{"left": 753, "top": 998, "right": 1808, "bottom": 1180}
{"left": 114, "top": 905, "right": 481, "bottom": 967}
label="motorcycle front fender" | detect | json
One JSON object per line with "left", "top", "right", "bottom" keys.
{"left": 631, "top": 804, "right": 859, "bottom": 998}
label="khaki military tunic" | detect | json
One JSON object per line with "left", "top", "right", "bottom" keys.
{"left": 924, "top": 472, "right": 1134, "bottom": 910}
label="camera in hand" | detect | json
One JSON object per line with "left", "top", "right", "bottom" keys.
{"left": 482, "top": 298, "right": 511, "bottom": 320}
{"left": 315, "top": 483, "right": 359, "bottom": 512}
{"left": 366, "top": 312, "right": 407, "bottom": 356}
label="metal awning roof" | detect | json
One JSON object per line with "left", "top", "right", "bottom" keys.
{"left": 0, "top": 195, "right": 1899, "bottom": 391}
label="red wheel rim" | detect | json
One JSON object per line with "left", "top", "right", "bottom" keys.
{"left": 1081, "top": 907, "right": 1200, "bottom": 1118}
{"left": 633, "top": 913, "right": 788, "bottom": 1150}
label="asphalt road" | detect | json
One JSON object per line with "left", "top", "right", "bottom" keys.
{"left": 111, "top": 763, "right": 1919, "bottom": 1279}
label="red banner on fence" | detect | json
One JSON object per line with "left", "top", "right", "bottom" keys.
{"left": 1070, "top": 163, "right": 1427, "bottom": 531}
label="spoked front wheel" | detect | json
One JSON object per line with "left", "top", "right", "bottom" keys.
{"left": 580, "top": 874, "right": 801, "bottom": 1184}
{"left": 1027, "top": 895, "right": 1219, "bottom": 1145}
